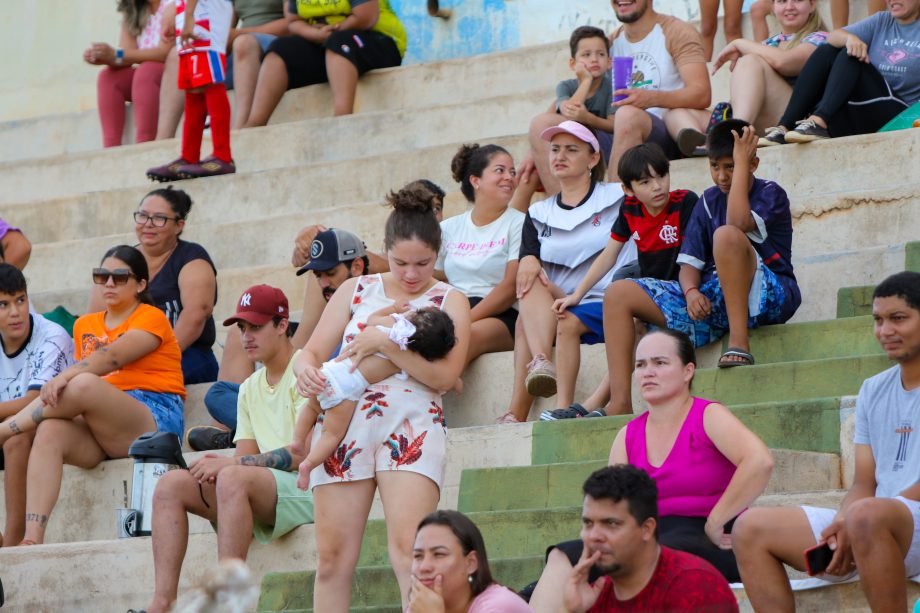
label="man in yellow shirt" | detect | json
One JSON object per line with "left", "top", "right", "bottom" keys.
{"left": 141, "top": 285, "right": 314, "bottom": 613}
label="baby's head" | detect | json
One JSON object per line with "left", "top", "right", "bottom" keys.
{"left": 406, "top": 307, "right": 457, "bottom": 361}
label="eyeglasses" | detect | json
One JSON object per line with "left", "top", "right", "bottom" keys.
{"left": 92, "top": 268, "right": 136, "bottom": 285}
{"left": 134, "top": 211, "right": 180, "bottom": 227}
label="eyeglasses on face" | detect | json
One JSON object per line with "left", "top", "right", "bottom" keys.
{"left": 133, "top": 211, "right": 180, "bottom": 227}
{"left": 92, "top": 268, "right": 136, "bottom": 285}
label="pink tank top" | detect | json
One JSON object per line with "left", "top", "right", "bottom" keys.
{"left": 624, "top": 397, "right": 736, "bottom": 517}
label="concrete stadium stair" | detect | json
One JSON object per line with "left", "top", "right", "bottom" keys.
{"left": 0, "top": 0, "right": 914, "bottom": 606}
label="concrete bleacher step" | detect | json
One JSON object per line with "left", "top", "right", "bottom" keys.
{"left": 253, "top": 490, "right": 856, "bottom": 612}
{"left": 0, "top": 41, "right": 571, "bottom": 164}
{"left": 0, "top": 421, "right": 532, "bottom": 545}
{"left": 0, "top": 90, "right": 549, "bottom": 206}
{"left": 836, "top": 242, "right": 920, "bottom": 318}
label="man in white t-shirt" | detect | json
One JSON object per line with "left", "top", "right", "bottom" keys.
{"left": 0, "top": 264, "right": 74, "bottom": 546}
{"left": 733, "top": 271, "right": 920, "bottom": 612}
{"left": 143, "top": 285, "right": 314, "bottom": 613}
{"left": 605, "top": 0, "right": 713, "bottom": 180}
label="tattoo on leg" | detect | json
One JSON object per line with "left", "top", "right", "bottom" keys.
{"left": 9, "top": 420, "right": 22, "bottom": 435}
{"left": 31, "top": 405, "right": 44, "bottom": 425}
{"left": 25, "top": 512, "right": 49, "bottom": 528}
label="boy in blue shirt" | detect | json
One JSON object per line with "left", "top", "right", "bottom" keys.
{"left": 602, "top": 119, "right": 801, "bottom": 415}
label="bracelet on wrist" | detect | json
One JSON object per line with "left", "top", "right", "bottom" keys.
{"left": 683, "top": 286, "right": 699, "bottom": 298}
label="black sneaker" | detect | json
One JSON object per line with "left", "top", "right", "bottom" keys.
{"left": 784, "top": 119, "right": 830, "bottom": 143}
{"left": 758, "top": 126, "right": 787, "bottom": 147}
{"left": 540, "top": 403, "right": 589, "bottom": 421}
{"left": 186, "top": 426, "right": 234, "bottom": 451}
{"left": 585, "top": 410, "right": 607, "bottom": 418}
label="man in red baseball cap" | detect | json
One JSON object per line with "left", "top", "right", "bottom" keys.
{"left": 142, "top": 285, "right": 314, "bottom": 613}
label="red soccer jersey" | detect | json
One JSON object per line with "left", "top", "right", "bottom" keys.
{"left": 588, "top": 546, "right": 739, "bottom": 612}
{"left": 609, "top": 190, "right": 697, "bottom": 281}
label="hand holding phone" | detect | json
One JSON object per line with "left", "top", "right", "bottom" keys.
{"left": 804, "top": 542, "right": 834, "bottom": 576}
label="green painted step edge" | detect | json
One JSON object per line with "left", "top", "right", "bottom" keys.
{"left": 531, "top": 395, "right": 846, "bottom": 465}
{"left": 722, "top": 315, "right": 881, "bottom": 364}
{"left": 837, "top": 241, "right": 920, "bottom": 318}
{"left": 257, "top": 555, "right": 545, "bottom": 610}
{"left": 691, "top": 353, "right": 890, "bottom": 405}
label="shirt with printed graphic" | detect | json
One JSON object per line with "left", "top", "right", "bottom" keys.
{"left": 610, "top": 14, "right": 707, "bottom": 118}
{"left": 610, "top": 189, "right": 698, "bottom": 281}
{"left": 845, "top": 11, "right": 920, "bottom": 103}
{"left": 0, "top": 315, "right": 74, "bottom": 403}
{"left": 855, "top": 364, "right": 920, "bottom": 498}
{"left": 762, "top": 30, "right": 828, "bottom": 48}
{"left": 677, "top": 178, "right": 800, "bottom": 321}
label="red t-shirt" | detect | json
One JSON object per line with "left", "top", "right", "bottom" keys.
{"left": 588, "top": 546, "right": 739, "bottom": 612}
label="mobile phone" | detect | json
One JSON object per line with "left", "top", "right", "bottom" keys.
{"left": 804, "top": 542, "right": 834, "bottom": 576}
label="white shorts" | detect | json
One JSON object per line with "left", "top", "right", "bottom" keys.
{"left": 802, "top": 496, "right": 920, "bottom": 581}
{"left": 317, "top": 358, "right": 369, "bottom": 410}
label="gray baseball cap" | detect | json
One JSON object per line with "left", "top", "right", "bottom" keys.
{"left": 296, "top": 228, "right": 367, "bottom": 275}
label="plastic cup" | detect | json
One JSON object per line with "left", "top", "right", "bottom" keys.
{"left": 613, "top": 56, "right": 634, "bottom": 102}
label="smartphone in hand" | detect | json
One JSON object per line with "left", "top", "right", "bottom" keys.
{"left": 804, "top": 542, "right": 834, "bottom": 576}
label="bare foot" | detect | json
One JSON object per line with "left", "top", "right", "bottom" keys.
{"left": 296, "top": 459, "right": 312, "bottom": 491}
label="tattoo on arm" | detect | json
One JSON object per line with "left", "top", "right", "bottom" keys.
{"left": 31, "top": 406, "right": 45, "bottom": 425}
{"left": 239, "top": 447, "right": 293, "bottom": 471}
{"left": 25, "top": 512, "right": 49, "bottom": 528}
{"left": 9, "top": 420, "right": 22, "bottom": 434}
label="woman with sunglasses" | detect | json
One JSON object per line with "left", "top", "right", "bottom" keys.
{"left": 90, "top": 186, "right": 218, "bottom": 384}
{"left": 0, "top": 245, "right": 185, "bottom": 545}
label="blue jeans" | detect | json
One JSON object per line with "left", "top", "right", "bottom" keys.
{"left": 204, "top": 381, "right": 239, "bottom": 431}
{"left": 225, "top": 33, "right": 277, "bottom": 90}
{"left": 182, "top": 346, "right": 219, "bottom": 385}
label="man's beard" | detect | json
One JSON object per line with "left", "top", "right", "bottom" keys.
{"left": 322, "top": 287, "right": 336, "bottom": 301}
{"left": 616, "top": 2, "right": 646, "bottom": 23}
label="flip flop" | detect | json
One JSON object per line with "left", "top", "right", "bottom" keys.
{"left": 718, "top": 347, "right": 755, "bottom": 368}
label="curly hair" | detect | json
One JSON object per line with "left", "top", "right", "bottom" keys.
{"left": 407, "top": 307, "right": 456, "bottom": 361}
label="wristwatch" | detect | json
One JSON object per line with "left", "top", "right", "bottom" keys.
{"left": 115, "top": 48, "right": 125, "bottom": 65}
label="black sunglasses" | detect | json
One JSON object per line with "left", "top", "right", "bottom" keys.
{"left": 92, "top": 268, "right": 136, "bottom": 285}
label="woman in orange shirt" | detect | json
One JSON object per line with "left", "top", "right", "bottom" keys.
{"left": 0, "top": 245, "right": 185, "bottom": 545}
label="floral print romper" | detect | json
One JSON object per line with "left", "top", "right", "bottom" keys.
{"left": 309, "top": 274, "right": 451, "bottom": 490}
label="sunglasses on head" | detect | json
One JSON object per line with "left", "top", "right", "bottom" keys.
{"left": 92, "top": 268, "right": 136, "bottom": 285}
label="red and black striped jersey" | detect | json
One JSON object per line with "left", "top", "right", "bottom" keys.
{"left": 610, "top": 189, "right": 698, "bottom": 281}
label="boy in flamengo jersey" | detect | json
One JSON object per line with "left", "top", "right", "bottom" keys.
{"left": 543, "top": 143, "right": 697, "bottom": 420}
{"left": 147, "top": 0, "right": 235, "bottom": 181}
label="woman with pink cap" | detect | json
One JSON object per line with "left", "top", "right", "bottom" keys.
{"left": 498, "top": 120, "right": 637, "bottom": 424}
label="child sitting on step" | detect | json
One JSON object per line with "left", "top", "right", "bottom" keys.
{"left": 602, "top": 118, "right": 802, "bottom": 416}
{"left": 542, "top": 142, "right": 699, "bottom": 420}
{"left": 292, "top": 303, "right": 456, "bottom": 489}
{"left": 147, "top": 0, "right": 235, "bottom": 181}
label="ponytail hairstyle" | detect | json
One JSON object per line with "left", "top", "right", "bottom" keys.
{"left": 101, "top": 244, "right": 154, "bottom": 305}
{"left": 141, "top": 186, "right": 193, "bottom": 235}
{"left": 383, "top": 182, "right": 442, "bottom": 254}
{"left": 450, "top": 143, "right": 511, "bottom": 203}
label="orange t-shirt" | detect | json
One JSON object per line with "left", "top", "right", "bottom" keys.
{"left": 73, "top": 303, "right": 186, "bottom": 399}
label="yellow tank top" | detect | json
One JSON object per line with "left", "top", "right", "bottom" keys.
{"left": 293, "top": 0, "right": 406, "bottom": 56}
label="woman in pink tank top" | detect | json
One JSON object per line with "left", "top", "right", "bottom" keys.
{"left": 527, "top": 329, "right": 773, "bottom": 610}
{"left": 607, "top": 329, "right": 774, "bottom": 580}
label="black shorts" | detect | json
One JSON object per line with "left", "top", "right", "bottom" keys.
{"left": 267, "top": 30, "right": 402, "bottom": 90}
{"left": 550, "top": 515, "right": 740, "bottom": 583}
{"left": 468, "top": 296, "right": 518, "bottom": 338}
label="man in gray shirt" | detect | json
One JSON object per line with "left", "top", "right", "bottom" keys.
{"left": 732, "top": 271, "right": 920, "bottom": 612}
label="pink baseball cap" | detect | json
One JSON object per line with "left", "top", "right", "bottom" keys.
{"left": 540, "top": 120, "right": 601, "bottom": 153}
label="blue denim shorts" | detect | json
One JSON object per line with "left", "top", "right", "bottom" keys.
{"left": 632, "top": 260, "right": 786, "bottom": 347}
{"left": 125, "top": 390, "right": 185, "bottom": 436}
{"left": 225, "top": 33, "right": 277, "bottom": 90}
